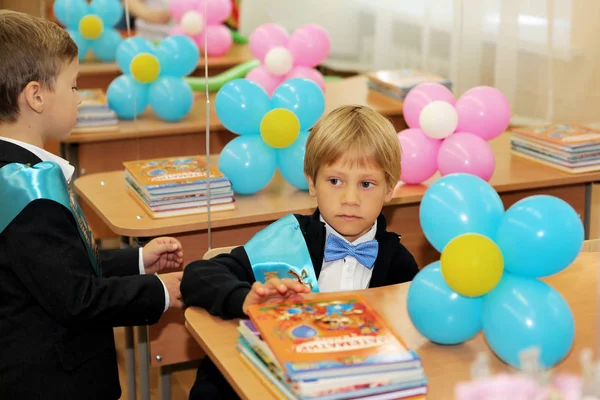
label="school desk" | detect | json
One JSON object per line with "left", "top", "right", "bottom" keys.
{"left": 73, "top": 133, "right": 600, "bottom": 400}
{"left": 77, "top": 43, "right": 254, "bottom": 90}
{"left": 184, "top": 251, "right": 598, "bottom": 400}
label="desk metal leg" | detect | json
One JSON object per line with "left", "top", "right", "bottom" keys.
{"left": 138, "top": 326, "right": 151, "bottom": 400}
{"left": 160, "top": 365, "right": 171, "bottom": 400}
{"left": 584, "top": 183, "right": 592, "bottom": 240}
{"left": 60, "top": 142, "right": 80, "bottom": 179}
{"left": 125, "top": 326, "right": 137, "bottom": 400}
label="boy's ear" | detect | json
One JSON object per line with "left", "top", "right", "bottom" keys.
{"left": 384, "top": 181, "right": 396, "bottom": 202}
{"left": 306, "top": 174, "right": 317, "bottom": 197}
{"left": 21, "top": 81, "right": 45, "bottom": 114}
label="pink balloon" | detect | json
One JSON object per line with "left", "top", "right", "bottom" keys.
{"left": 437, "top": 132, "right": 496, "bottom": 181}
{"left": 397, "top": 128, "right": 442, "bottom": 184}
{"left": 246, "top": 65, "right": 284, "bottom": 96}
{"left": 197, "top": 25, "right": 233, "bottom": 56}
{"left": 288, "top": 24, "right": 330, "bottom": 67}
{"left": 170, "top": 0, "right": 201, "bottom": 22}
{"left": 403, "top": 83, "right": 456, "bottom": 129}
{"left": 200, "top": 0, "right": 232, "bottom": 24}
{"left": 284, "top": 66, "right": 325, "bottom": 92}
{"left": 249, "top": 23, "right": 289, "bottom": 62}
{"left": 455, "top": 86, "right": 511, "bottom": 141}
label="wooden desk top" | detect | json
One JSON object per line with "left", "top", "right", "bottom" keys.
{"left": 64, "top": 76, "right": 403, "bottom": 144}
{"left": 184, "top": 252, "right": 599, "bottom": 400}
{"left": 78, "top": 43, "right": 253, "bottom": 76}
{"left": 74, "top": 133, "right": 600, "bottom": 237}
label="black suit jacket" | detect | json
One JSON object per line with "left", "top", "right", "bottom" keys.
{"left": 181, "top": 210, "right": 419, "bottom": 320}
{"left": 0, "top": 140, "right": 165, "bottom": 400}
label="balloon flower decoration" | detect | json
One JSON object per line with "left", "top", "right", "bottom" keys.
{"left": 169, "top": 0, "right": 234, "bottom": 57}
{"left": 53, "top": 0, "right": 123, "bottom": 62}
{"left": 398, "top": 83, "right": 511, "bottom": 184}
{"left": 107, "top": 36, "right": 198, "bottom": 122}
{"left": 215, "top": 78, "right": 325, "bottom": 194}
{"left": 246, "top": 23, "right": 330, "bottom": 96}
{"left": 407, "top": 173, "right": 584, "bottom": 369}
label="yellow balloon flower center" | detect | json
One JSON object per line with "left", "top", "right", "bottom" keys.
{"left": 79, "top": 15, "right": 104, "bottom": 40}
{"left": 260, "top": 109, "right": 300, "bottom": 149}
{"left": 130, "top": 53, "right": 160, "bottom": 84}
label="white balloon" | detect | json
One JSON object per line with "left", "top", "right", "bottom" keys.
{"left": 264, "top": 46, "right": 294, "bottom": 76}
{"left": 181, "top": 11, "right": 204, "bottom": 36}
{"left": 419, "top": 101, "right": 459, "bottom": 139}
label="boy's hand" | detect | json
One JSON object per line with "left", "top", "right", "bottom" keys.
{"left": 142, "top": 9, "right": 172, "bottom": 24}
{"left": 242, "top": 278, "right": 311, "bottom": 315}
{"left": 143, "top": 237, "right": 184, "bottom": 275}
{"left": 158, "top": 271, "right": 183, "bottom": 309}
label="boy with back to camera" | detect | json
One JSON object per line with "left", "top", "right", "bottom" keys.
{"left": 0, "top": 10, "right": 185, "bottom": 399}
{"left": 181, "top": 104, "right": 420, "bottom": 399}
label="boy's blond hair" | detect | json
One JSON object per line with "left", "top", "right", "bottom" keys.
{"left": 0, "top": 10, "right": 78, "bottom": 123}
{"left": 304, "top": 105, "right": 401, "bottom": 188}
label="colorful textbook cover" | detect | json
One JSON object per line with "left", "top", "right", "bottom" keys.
{"left": 246, "top": 293, "right": 421, "bottom": 381}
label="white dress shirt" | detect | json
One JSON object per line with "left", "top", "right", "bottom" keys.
{"left": 317, "top": 216, "right": 378, "bottom": 292}
{"left": 0, "top": 137, "right": 169, "bottom": 311}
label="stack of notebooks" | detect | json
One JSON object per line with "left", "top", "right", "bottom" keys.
{"left": 366, "top": 69, "right": 452, "bottom": 101}
{"left": 74, "top": 89, "right": 118, "bottom": 132}
{"left": 124, "top": 155, "right": 235, "bottom": 219}
{"left": 510, "top": 123, "right": 600, "bottom": 173}
{"left": 239, "top": 293, "right": 427, "bottom": 400}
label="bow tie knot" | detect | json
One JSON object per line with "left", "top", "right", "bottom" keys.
{"left": 324, "top": 234, "right": 379, "bottom": 269}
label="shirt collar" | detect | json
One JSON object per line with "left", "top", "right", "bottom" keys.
{"left": 320, "top": 215, "right": 378, "bottom": 245}
{"left": 0, "top": 137, "right": 74, "bottom": 182}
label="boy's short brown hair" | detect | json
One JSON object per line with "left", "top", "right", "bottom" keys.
{"left": 304, "top": 105, "right": 401, "bottom": 188}
{"left": 0, "top": 10, "right": 78, "bottom": 123}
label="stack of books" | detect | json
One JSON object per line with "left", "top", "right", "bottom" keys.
{"left": 238, "top": 293, "right": 428, "bottom": 400}
{"left": 124, "top": 155, "right": 235, "bottom": 219}
{"left": 74, "top": 89, "right": 118, "bottom": 132}
{"left": 366, "top": 69, "right": 452, "bottom": 101}
{"left": 510, "top": 123, "right": 600, "bottom": 173}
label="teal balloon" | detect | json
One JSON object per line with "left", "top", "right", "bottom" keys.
{"left": 215, "top": 79, "right": 272, "bottom": 135}
{"left": 53, "top": 0, "right": 88, "bottom": 29}
{"left": 107, "top": 75, "right": 149, "bottom": 119}
{"left": 149, "top": 77, "right": 194, "bottom": 122}
{"left": 218, "top": 136, "right": 277, "bottom": 194}
{"left": 156, "top": 35, "right": 199, "bottom": 77}
{"left": 495, "top": 195, "right": 584, "bottom": 278}
{"left": 419, "top": 173, "right": 504, "bottom": 252}
{"left": 116, "top": 37, "right": 155, "bottom": 74}
{"left": 90, "top": 29, "right": 122, "bottom": 61}
{"left": 276, "top": 131, "right": 309, "bottom": 190}
{"left": 482, "top": 274, "right": 575, "bottom": 369}
{"left": 88, "top": 0, "right": 123, "bottom": 27}
{"left": 66, "top": 30, "right": 89, "bottom": 61}
{"left": 407, "top": 262, "right": 483, "bottom": 345}
{"left": 272, "top": 78, "right": 325, "bottom": 130}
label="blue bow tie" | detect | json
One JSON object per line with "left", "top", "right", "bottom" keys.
{"left": 324, "top": 234, "right": 379, "bottom": 269}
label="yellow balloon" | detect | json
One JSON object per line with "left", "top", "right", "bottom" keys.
{"left": 130, "top": 53, "right": 160, "bottom": 84}
{"left": 260, "top": 108, "right": 300, "bottom": 149}
{"left": 79, "top": 15, "right": 104, "bottom": 40}
{"left": 440, "top": 233, "right": 504, "bottom": 297}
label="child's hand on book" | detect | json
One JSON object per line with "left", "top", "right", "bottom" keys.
{"left": 242, "top": 278, "right": 311, "bottom": 315}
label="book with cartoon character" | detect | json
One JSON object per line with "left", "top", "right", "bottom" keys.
{"left": 246, "top": 293, "right": 422, "bottom": 382}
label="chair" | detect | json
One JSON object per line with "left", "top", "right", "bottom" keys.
{"left": 581, "top": 239, "right": 600, "bottom": 252}
{"left": 202, "top": 246, "right": 237, "bottom": 260}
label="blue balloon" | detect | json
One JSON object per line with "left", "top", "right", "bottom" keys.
{"left": 482, "top": 274, "right": 575, "bottom": 369}
{"left": 419, "top": 173, "right": 504, "bottom": 252}
{"left": 66, "top": 30, "right": 89, "bottom": 61}
{"left": 53, "top": 0, "right": 88, "bottom": 29}
{"left": 276, "top": 131, "right": 309, "bottom": 190}
{"left": 407, "top": 262, "right": 483, "bottom": 345}
{"left": 88, "top": 0, "right": 123, "bottom": 28}
{"left": 148, "top": 77, "right": 194, "bottom": 122}
{"left": 495, "top": 195, "right": 584, "bottom": 278}
{"left": 156, "top": 35, "right": 200, "bottom": 77}
{"left": 272, "top": 78, "right": 325, "bottom": 131}
{"left": 218, "top": 136, "right": 277, "bottom": 194}
{"left": 215, "top": 79, "right": 272, "bottom": 135}
{"left": 90, "top": 29, "right": 122, "bottom": 61}
{"left": 116, "top": 37, "right": 155, "bottom": 74}
{"left": 291, "top": 325, "right": 317, "bottom": 339}
{"left": 107, "top": 75, "right": 149, "bottom": 119}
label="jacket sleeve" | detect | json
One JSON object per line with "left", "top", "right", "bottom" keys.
{"left": 2, "top": 199, "right": 165, "bottom": 327}
{"left": 181, "top": 246, "right": 254, "bottom": 320}
{"left": 100, "top": 248, "right": 140, "bottom": 277}
{"left": 389, "top": 242, "right": 420, "bottom": 284}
